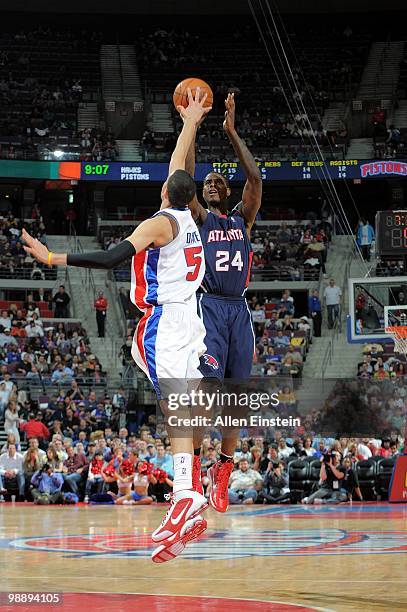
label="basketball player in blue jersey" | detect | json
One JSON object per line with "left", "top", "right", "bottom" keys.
{"left": 184, "top": 92, "right": 263, "bottom": 512}
{"left": 22, "top": 89, "right": 215, "bottom": 563}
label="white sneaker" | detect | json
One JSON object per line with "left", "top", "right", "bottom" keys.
{"left": 84, "top": 496, "right": 89, "bottom": 504}
{"left": 152, "top": 489, "right": 208, "bottom": 545}
{"left": 151, "top": 514, "right": 207, "bottom": 563}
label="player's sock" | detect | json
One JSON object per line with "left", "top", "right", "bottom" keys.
{"left": 219, "top": 452, "right": 233, "bottom": 464}
{"left": 193, "top": 448, "right": 201, "bottom": 457}
{"left": 173, "top": 452, "right": 192, "bottom": 493}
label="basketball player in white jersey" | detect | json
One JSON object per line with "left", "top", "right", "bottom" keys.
{"left": 22, "top": 89, "right": 212, "bottom": 563}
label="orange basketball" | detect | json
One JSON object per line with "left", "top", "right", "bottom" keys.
{"left": 173, "top": 78, "right": 213, "bottom": 110}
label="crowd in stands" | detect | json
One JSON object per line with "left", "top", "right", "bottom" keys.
{"left": 372, "top": 108, "right": 407, "bottom": 159}
{"left": 250, "top": 221, "right": 330, "bottom": 280}
{"left": 0, "top": 393, "right": 403, "bottom": 503}
{"left": 0, "top": 212, "right": 56, "bottom": 280}
{"left": 99, "top": 219, "right": 332, "bottom": 283}
{"left": 248, "top": 290, "right": 311, "bottom": 377}
{"left": 0, "top": 318, "right": 105, "bottom": 395}
{"left": 137, "top": 21, "right": 369, "bottom": 161}
{"left": 357, "top": 343, "right": 407, "bottom": 381}
{"left": 78, "top": 127, "right": 118, "bottom": 162}
{"left": 0, "top": 26, "right": 103, "bottom": 161}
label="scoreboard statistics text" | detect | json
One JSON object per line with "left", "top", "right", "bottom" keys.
{"left": 0, "top": 158, "right": 407, "bottom": 182}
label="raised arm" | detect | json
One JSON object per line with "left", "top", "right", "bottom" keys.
{"left": 168, "top": 88, "right": 211, "bottom": 176}
{"left": 170, "top": 93, "right": 208, "bottom": 224}
{"left": 224, "top": 93, "right": 262, "bottom": 232}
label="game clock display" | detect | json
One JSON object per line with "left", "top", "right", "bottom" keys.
{"left": 376, "top": 210, "right": 407, "bottom": 256}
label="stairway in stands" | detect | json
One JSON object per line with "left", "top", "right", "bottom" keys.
{"left": 116, "top": 140, "right": 142, "bottom": 161}
{"left": 322, "top": 102, "right": 346, "bottom": 132}
{"left": 346, "top": 138, "right": 373, "bottom": 159}
{"left": 390, "top": 99, "right": 407, "bottom": 129}
{"left": 357, "top": 41, "right": 405, "bottom": 99}
{"left": 118, "top": 45, "right": 143, "bottom": 103}
{"left": 77, "top": 102, "right": 100, "bottom": 131}
{"left": 45, "top": 235, "right": 124, "bottom": 380}
{"left": 101, "top": 44, "right": 144, "bottom": 103}
{"left": 148, "top": 103, "right": 174, "bottom": 134}
{"left": 69, "top": 236, "right": 125, "bottom": 381}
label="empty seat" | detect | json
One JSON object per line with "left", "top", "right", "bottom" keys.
{"left": 356, "top": 459, "right": 377, "bottom": 500}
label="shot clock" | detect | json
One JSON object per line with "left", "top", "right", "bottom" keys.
{"left": 376, "top": 210, "right": 407, "bottom": 256}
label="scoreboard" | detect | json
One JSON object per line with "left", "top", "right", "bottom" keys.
{"left": 79, "top": 159, "right": 360, "bottom": 182}
{"left": 0, "top": 158, "right": 407, "bottom": 182}
{"left": 376, "top": 210, "right": 407, "bottom": 256}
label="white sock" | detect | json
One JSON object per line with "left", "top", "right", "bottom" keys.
{"left": 173, "top": 452, "right": 192, "bottom": 493}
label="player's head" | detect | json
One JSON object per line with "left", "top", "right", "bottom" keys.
{"left": 163, "top": 169, "right": 196, "bottom": 208}
{"left": 203, "top": 172, "right": 231, "bottom": 213}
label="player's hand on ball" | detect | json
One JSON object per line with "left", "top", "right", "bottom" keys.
{"left": 177, "top": 87, "right": 212, "bottom": 125}
{"left": 22, "top": 227, "right": 50, "bottom": 265}
{"left": 223, "top": 92, "right": 236, "bottom": 133}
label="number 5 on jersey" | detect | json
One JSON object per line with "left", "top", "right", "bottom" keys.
{"left": 215, "top": 250, "right": 243, "bottom": 272}
{"left": 184, "top": 246, "right": 203, "bottom": 281}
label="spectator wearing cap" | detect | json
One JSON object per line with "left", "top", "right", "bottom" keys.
{"left": 0, "top": 327, "right": 17, "bottom": 347}
{"left": 20, "top": 412, "right": 50, "bottom": 449}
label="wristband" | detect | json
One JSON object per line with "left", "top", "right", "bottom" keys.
{"left": 47, "top": 251, "right": 53, "bottom": 267}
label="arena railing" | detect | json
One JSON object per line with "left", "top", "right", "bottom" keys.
{"left": 0, "top": 267, "right": 57, "bottom": 281}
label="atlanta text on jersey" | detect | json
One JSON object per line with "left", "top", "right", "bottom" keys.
{"left": 207, "top": 228, "right": 245, "bottom": 242}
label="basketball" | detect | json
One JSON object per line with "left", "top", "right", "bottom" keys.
{"left": 173, "top": 78, "right": 213, "bottom": 110}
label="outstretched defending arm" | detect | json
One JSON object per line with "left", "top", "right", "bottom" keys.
{"left": 168, "top": 88, "right": 211, "bottom": 176}
{"left": 22, "top": 215, "right": 174, "bottom": 269}
{"left": 223, "top": 93, "right": 262, "bottom": 232}
{"left": 170, "top": 93, "right": 208, "bottom": 224}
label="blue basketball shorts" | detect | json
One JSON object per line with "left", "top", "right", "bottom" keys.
{"left": 197, "top": 294, "right": 255, "bottom": 380}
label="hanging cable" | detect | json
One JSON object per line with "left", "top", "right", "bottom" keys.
{"left": 248, "top": 0, "right": 369, "bottom": 267}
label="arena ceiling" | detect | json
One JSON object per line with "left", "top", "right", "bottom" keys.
{"left": 3, "top": 0, "right": 406, "bottom": 13}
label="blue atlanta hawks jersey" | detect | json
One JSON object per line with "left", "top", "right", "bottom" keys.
{"left": 198, "top": 208, "right": 253, "bottom": 297}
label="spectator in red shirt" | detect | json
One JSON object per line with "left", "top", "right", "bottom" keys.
{"left": 20, "top": 412, "right": 50, "bottom": 449}
{"left": 94, "top": 291, "right": 108, "bottom": 338}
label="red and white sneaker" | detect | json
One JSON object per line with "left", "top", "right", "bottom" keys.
{"left": 192, "top": 455, "right": 203, "bottom": 495}
{"left": 152, "top": 489, "right": 208, "bottom": 545}
{"left": 151, "top": 514, "right": 207, "bottom": 563}
{"left": 207, "top": 459, "right": 234, "bottom": 513}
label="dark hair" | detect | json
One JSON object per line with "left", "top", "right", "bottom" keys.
{"left": 167, "top": 170, "right": 196, "bottom": 208}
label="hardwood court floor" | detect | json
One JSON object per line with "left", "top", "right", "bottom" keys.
{"left": 0, "top": 502, "right": 406, "bottom": 611}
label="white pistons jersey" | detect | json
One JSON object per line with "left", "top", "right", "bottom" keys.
{"left": 130, "top": 208, "right": 205, "bottom": 311}
{"left": 130, "top": 207, "right": 207, "bottom": 400}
